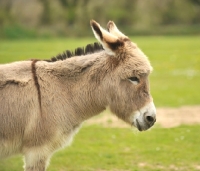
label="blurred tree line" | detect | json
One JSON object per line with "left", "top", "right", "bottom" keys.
{"left": 0, "top": 0, "right": 200, "bottom": 38}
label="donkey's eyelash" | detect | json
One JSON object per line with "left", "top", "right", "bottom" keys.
{"left": 128, "top": 77, "right": 139, "bottom": 83}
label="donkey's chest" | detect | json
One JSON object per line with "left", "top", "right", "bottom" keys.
{"left": 21, "top": 124, "right": 82, "bottom": 157}
{"left": 51, "top": 124, "right": 82, "bottom": 150}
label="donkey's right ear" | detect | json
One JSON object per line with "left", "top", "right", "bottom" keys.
{"left": 90, "top": 20, "right": 124, "bottom": 55}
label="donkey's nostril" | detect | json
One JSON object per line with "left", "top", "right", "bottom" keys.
{"left": 145, "top": 115, "right": 155, "bottom": 124}
{"left": 146, "top": 116, "right": 154, "bottom": 122}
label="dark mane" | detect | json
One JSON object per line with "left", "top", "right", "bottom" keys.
{"left": 45, "top": 42, "right": 103, "bottom": 62}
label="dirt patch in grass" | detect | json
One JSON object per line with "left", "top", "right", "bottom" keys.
{"left": 85, "top": 105, "right": 200, "bottom": 128}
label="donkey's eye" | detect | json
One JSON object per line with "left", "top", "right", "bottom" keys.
{"left": 128, "top": 77, "right": 139, "bottom": 84}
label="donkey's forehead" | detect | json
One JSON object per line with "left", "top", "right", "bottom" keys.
{"left": 122, "top": 41, "right": 153, "bottom": 73}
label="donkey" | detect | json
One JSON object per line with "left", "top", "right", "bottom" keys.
{"left": 0, "top": 20, "right": 156, "bottom": 171}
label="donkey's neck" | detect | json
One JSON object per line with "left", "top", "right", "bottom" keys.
{"left": 37, "top": 51, "right": 108, "bottom": 125}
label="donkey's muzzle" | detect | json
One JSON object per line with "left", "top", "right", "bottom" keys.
{"left": 132, "top": 101, "right": 156, "bottom": 131}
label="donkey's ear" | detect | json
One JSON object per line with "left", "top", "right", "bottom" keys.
{"left": 107, "top": 21, "right": 128, "bottom": 39}
{"left": 90, "top": 20, "right": 124, "bottom": 55}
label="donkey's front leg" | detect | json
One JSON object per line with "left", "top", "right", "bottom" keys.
{"left": 24, "top": 149, "right": 52, "bottom": 171}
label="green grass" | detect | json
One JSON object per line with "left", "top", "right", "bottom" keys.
{"left": 0, "top": 125, "right": 200, "bottom": 171}
{"left": 0, "top": 37, "right": 200, "bottom": 170}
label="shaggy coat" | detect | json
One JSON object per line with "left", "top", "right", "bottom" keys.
{"left": 0, "top": 20, "right": 156, "bottom": 171}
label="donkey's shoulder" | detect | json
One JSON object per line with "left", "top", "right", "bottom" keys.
{"left": 0, "top": 61, "right": 32, "bottom": 88}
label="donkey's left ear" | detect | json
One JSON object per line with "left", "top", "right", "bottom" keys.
{"left": 107, "top": 21, "right": 128, "bottom": 39}
{"left": 90, "top": 20, "right": 124, "bottom": 55}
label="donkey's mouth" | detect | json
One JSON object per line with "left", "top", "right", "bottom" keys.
{"left": 135, "top": 118, "right": 155, "bottom": 131}
{"left": 136, "top": 119, "right": 143, "bottom": 131}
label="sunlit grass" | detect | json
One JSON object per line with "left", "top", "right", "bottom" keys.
{"left": 0, "top": 37, "right": 200, "bottom": 170}
{"left": 0, "top": 125, "right": 200, "bottom": 171}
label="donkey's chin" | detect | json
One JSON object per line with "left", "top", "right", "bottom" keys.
{"left": 133, "top": 119, "right": 154, "bottom": 131}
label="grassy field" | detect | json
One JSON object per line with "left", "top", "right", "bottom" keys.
{"left": 0, "top": 125, "right": 200, "bottom": 171}
{"left": 0, "top": 36, "right": 200, "bottom": 171}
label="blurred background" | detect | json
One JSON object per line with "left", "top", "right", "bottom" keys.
{"left": 0, "top": 1, "right": 200, "bottom": 171}
{"left": 0, "top": 0, "right": 200, "bottom": 38}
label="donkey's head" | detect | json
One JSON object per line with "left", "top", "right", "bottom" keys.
{"left": 90, "top": 20, "right": 156, "bottom": 131}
